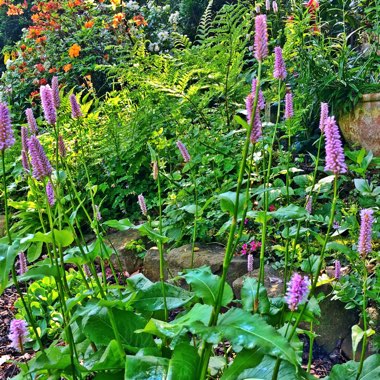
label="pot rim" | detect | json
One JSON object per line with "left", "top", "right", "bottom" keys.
{"left": 361, "top": 92, "right": 380, "bottom": 102}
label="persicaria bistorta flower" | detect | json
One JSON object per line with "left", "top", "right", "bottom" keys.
{"left": 40, "top": 85, "right": 57, "bottom": 124}
{"left": 319, "top": 102, "right": 329, "bottom": 132}
{"left": 334, "top": 260, "right": 341, "bottom": 280}
{"left": 358, "top": 208, "right": 374, "bottom": 258}
{"left": 95, "top": 205, "right": 102, "bottom": 221}
{"left": 254, "top": 15, "right": 268, "bottom": 61}
{"left": 51, "top": 76, "right": 60, "bottom": 109}
{"left": 323, "top": 116, "right": 347, "bottom": 175}
{"left": 9, "top": 319, "right": 28, "bottom": 352}
{"left": 138, "top": 194, "right": 147, "bottom": 216}
{"left": 272, "top": 1, "right": 278, "bottom": 13}
{"left": 18, "top": 252, "right": 27, "bottom": 275}
{"left": 251, "top": 79, "right": 265, "bottom": 110}
{"left": 176, "top": 140, "right": 191, "bottom": 162}
{"left": 265, "top": 0, "right": 270, "bottom": 11}
{"left": 284, "top": 92, "right": 293, "bottom": 119}
{"left": 273, "top": 46, "right": 287, "bottom": 80}
{"left": 285, "top": 273, "right": 310, "bottom": 311}
{"left": 46, "top": 181, "right": 55, "bottom": 206}
{"left": 250, "top": 111, "right": 262, "bottom": 143}
{"left": 305, "top": 195, "right": 312, "bottom": 214}
{"left": 247, "top": 254, "right": 254, "bottom": 272}
{"left": 152, "top": 161, "right": 158, "bottom": 180}
{"left": 25, "top": 108, "right": 38, "bottom": 135}
{"left": 0, "top": 102, "right": 15, "bottom": 151}
{"left": 69, "top": 94, "right": 82, "bottom": 119}
{"left": 28, "top": 135, "right": 53, "bottom": 180}
{"left": 58, "top": 135, "right": 66, "bottom": 158}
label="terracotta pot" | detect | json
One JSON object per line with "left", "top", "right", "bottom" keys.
{"left": 339, "top": 93, "right": 380, "bottom": 156}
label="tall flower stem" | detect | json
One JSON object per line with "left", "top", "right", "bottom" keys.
{"left": 198, "top": 61, "right": 263, "bottom": 379}
{"left": 256, "top": 79, "right": 282, "bottom": 298}
{"left": 2, "top": 151, "right": 45, "bottom": 352}
{"left": 272, "top": 175, "right": 339, "bottom": 380}
{"left": 357, "top": 267, "right": 368, "bottom": 379}
{"left": 157, "top": 166, "right": 168, "bottom": 322}
{"left": 190, "top": 168, "right": 198, "bottom": 268}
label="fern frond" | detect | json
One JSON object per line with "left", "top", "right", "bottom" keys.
{"left": 196, "top": 0, "right": 214, "bottom": 44}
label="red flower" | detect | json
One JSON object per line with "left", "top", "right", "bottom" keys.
{"left": 39, "top": 78, "right": 47, "bottom": 85}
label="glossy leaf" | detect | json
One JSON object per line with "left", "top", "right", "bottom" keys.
{"left": 167, "top": 343, "right": 199, "bottom": 379}
{"left": 241, "top": 277, "right": 270, "bottom": 314}
{"left": 182, "top": 266, "right": 233, "bottom": 306}
{"left": 124, "top": 354, "right": 169, "bottom": 380}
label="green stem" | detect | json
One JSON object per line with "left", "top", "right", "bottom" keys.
{"left": 198, "top": 61, "right": 263, "bottom": 380}
{"left": 307, "top": 321, "right": 314, "bottom": 374}
{"left": 357, "top": 268, "right": 368, "bottom": 379}
{"left": 190, "top": 168, "right": 198, "bottom": 268}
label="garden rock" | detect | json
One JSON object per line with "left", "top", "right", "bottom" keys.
{"left": 105, "top": 230, "right": 143, "bottom": 274}
{"left": 143, "top": 243, "right": 248, "bottom": 285}
{"left": 232, "top": 265, "right": 283, "bottom": 299}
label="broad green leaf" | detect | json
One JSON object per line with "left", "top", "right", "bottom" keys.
{"left": 124, "top": 354, "right": 169, "bottom": 380}
{"left": 103, "top": 218, "right": 133, "bottom": 231}
{"left": 241, "top": 277, "right": 270, "bottom": 314}
{"left": 352, "top": 325, "right": 364, "bottom": 358}
{"left": 27, "top": 242, "right": 43, "bottom": 262}
{"left": 136, "top": 223, "right": 168, "bottom": 243}
{"left": 84, "top": 340, "right": 124, "bottom": 371}
{"left": 17, "top": 264, "right": 59, "bottom": 282}
{"left": 132, "top": 282, "right": 194, "bottom": 311}
{"left": 222, "top": 354, "right": 310, "bottom": 380}
{"left": 81, "top": 306, "right": 154, "bottom": 349}
{"left": 182, "top": 266, "right": 233, "bottom": 306}
{"left": 0, "top": 241, "right": 19, "bottom": 295}
{"left": 167, "top": 343, "right": 199, "bottom": 380}
{"left": 270, "top": 205, "right": 307, "bottom": 221}
{"left": 192, "top": 308, "right": 299, "bottom": 365}
{"left": 325, "top": 354, "right": 380, "bottom": 379}
{"left": 28, "top": 346, "right": 71, "bottom": 372}
{"left": 218, "top": 191, "right": 249, "bottom": 217}
{"left": 300, "top": 255, "right": 320, "bottom": 276}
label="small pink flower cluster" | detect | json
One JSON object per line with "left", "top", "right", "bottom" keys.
{"left": 240, "top": 240, "right": 261, "bottom": 256}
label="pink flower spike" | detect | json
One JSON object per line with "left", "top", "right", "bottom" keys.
{"left": 358, "top": 209, "right": 374, "bottom": 258}
{"left": 9, "top": 319, "right": 28, "bottom": 352}
{"left": 273, "top": 46, "right": 287, "bottom": 80}
{"left": 46, "top": 181, "right": 55, "bottom": 206}
{"left": 176, "top": 140, "right": 191, "bottom": 162}
{"left": 323, "top": 116, "right": 347, "bottom": 175}
{"left": 319, "top": 102, "right": 329, "bottom": 132}
{"left": 254, "top": 15, "right": 268, "bottom": 61}
{"left": 285, "top": 273, "right": 310, "bottom": 311}
{"left": 284, "top": 92, "right": 294, "bottom": 120}
{"left": 51, "top": 76, "right": 60, "bottom": 109}
{"left": 25, "top": 108, "right": 38, "bottom": 134}
{"left": 138, "top": 194, "right": 147, "bottom": 216}
{"left": 28, "top": 135, "right": 53, "bottom": 181}
{"left": 40, "top": 85, "right": 57, "bottom": 125}
{"left": 69, "top": 94, "right": 82, "bottom": 119}
{"left": 0, "top": 102, "right": 15, "bottom": 151}
{"left": 272, "top": 1, "right": 278, "bottom": 13}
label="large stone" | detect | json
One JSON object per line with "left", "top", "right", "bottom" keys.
{"left": 232, "top": 265, "right": 284, "bottom": 299}
{"left": 143, "top": 243, "right": 249, "bottom": 285}
{"left": 104, "top": 230, "right": 143, "bottom": 273}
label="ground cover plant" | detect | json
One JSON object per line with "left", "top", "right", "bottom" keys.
{"left": 0, "top": 1, "right": 379, "bottom": 379}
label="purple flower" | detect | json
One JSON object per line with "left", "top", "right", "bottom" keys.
{"left": 273, "top": 46, "right": 287, "bottom": 80}
{"left": 152, "top": 161, "right": 158, "bottom": 181}
{"left": 284, "top": 92, "right": 294, "bottom": 119}
{"left": 176, "top": 140, "right": 191, "bottom": 162}
{"left": 21, "top": 150, "right": 29, "bottom": 172}
{"left": 305, "top": 195, "right": 312, "bottom": 214}
{"left": 138, "top": 194, "right": 147, "bottom": 216}
{"left": 358, "top": 209, "right": 374, "bottom": 258}
{"left": 21, "top": 127, "right": 28, "bottom": 153}
{"left": 0, "top": 102, "right": 15, "bottom": 151}
{"left": 319, "top": 102, "right": 329, "bottom": 132}
{"left": 323, "top": 116, "right": 347, "bottom": 175}
{"left": 247, "top": 254, "right": 254, "bottom": 272}
{"left": 251, "top": 79, "right": 265, "bottom": 110}
{"left": 83, "top": 264, "right": 91, "bottom": 278}
{"left": 51, "top": 76, "right": 60, "bottom": 109}
{"left": 285, "top": 273, "right": 310, "bottom": 311}
{"left": 18, "top": 252, "right": 27, "bottom": 275}
{"left": 241, "top": 243, "right": 248, "bottom": 256}
{"left": 69, "top": 94, "right": 82, "bottom": 119}
{"left": 9, "top": 319, "right": 28, "bottom": 352}
{"left": 25, "top": 108, "right": 38, "bottom": 135}
{"left": 334, "top": 260, "right": 341, "bottom": 280}
{"left": 272, "top": 1, "right": 278, "bottom": 13}
{"left": 58, "top": 135, "right": 66, "bottom": 158}
{"left": 255, "top": 5, "right": 260, "bottom": 13}
{"left": 250, "top": 111, "right": 262, "bottom": 143}
{"left": 28, "top": 135, "right": 53, "bottom": 181}
{"left": 254, "top": 15, "right": 268, "bottom": 61}
{"left": 265, "top": 0, "right": 271, "bottom": 10}
{"left": 46, "top": 181, "right": 55, "bottom": 206}
{"left": 40, "top": 85, "right": 57, "bottom": 125}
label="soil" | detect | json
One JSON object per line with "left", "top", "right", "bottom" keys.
{"left": 0, "top": 287, "right": 347, "bottom": 380}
